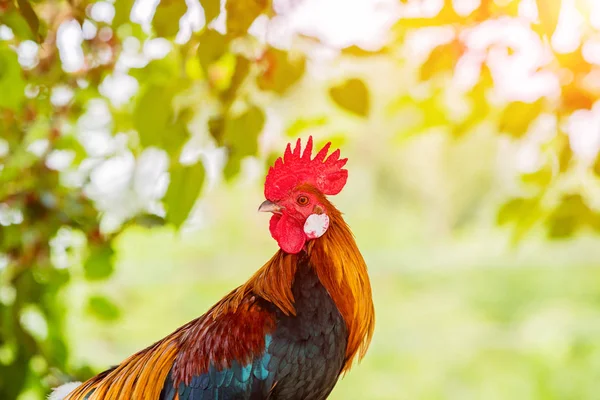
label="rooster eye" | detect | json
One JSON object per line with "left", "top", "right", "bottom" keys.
{"left": 296, "top": 195, "right": 310, "bottom": 206}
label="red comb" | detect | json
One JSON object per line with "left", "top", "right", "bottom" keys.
{"left": 265, "top": 136, "right": 348, "bottom": 200}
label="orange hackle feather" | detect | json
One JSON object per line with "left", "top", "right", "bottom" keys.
{"left": 302, "top": 186, "right": 375, "bottom": 370}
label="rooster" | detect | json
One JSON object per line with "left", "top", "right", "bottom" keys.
{"left": 51, "top": 136, "right": 375, "bottom": 400}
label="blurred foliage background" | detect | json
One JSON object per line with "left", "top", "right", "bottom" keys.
{"left": 1, "top": 0, "right": 600, "bottom": 398}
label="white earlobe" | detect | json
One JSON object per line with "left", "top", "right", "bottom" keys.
{"left": 304, "top": 213, "right": 330, "bottom": 239}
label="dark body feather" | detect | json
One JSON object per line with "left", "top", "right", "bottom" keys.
{"left": 160, "top": 256, "right": 348, "bottom": 400}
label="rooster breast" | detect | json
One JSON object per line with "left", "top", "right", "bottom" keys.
{"left": 265, "top": 259, "right": 348, "bottom": 399}
{"left": 161, "top": 258, "right": 348, "bottom": 400}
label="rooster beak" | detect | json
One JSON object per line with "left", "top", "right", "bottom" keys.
{"left": 258, "top": 200, "right": 282, "bottom": 213}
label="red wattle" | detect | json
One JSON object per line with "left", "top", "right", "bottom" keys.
{"left": 269, "top": 214, "right": 306, "bottom": 254}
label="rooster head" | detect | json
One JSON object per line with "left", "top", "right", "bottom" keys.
{"left": 259, "top": 136, "right": 348, "bottom": 254}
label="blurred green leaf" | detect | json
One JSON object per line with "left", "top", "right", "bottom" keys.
{"left": 224, "top": 105, "right": 265, "bottom": 157}
{"left": 164, "top": 160, "right": 206, "bottom": 228}
{"left": 208, "top": 114, "right": 225, "bottom": 145}
{"left": 221, "top": 55, "right": 250, "bottom": 106}
{"left": 134, "top": 85, "right": 174, "bottom": 148}
{"left": 46, "top": 337, "right": 68, "bottom": 368}
{"left": 557, "top": 132, "right": 572, "bottom": 172}
{"left": 209, "top": 52, "right": 237, "bottom": 91}
{"left": 341, "top": 45, "right": 389, "bottom": 57}
{"left": 200, "top": 0, "right": 220, "bottom": 25}
{"left": 420, "top": 40, "right": 463, "bottom": 81}
{"left": 1, "top": 10, "right": 36, "bottom": 41}
{"left": 165, "top": 110, "right": 193, "bottom": 157}
{"left": 226, "top": 0, "right": 268, "bottom": 37}
{"left": 535, "top": 0, "right": 561, "bottom": 38}
{"left": 87, "top": 295, "right": 120, "bottom": 321}
{"left": 223, "top": 106, "right": 265, "bottom": 180}
{"left": 223, "top": 152, "right": 242, "bottom": 181}
{"left": 133, "top": 85, "right": 191, "bottom": 157}
{"left": 421, "top": 93, "right": 448, "bottom": 128}
{"left": 197, "top": 29, "right": 229, "bottom": 74}
{"left": 286, "top": 116, "right": 328, "bottom": 137}
{"left": 257, "top": 48, "right": 306, "bottom": 95}
{"left": 131, "top": 213, "right": 166, "bottom": 228}
{"left": 16, "top": 0, "right": 41, "bottom": 41}
{"left": 84, "top": 244, "right": 115, "bottom": 280}
{"left": 521, "top": 167, "right": 553, "bottom": 188}
{"left": 113, "top": 0, "right": 135, "bottom": 26}
{"left": 497, "top": 198, "right": 533, "bottom": 226}
{"left": 594, "top": 154, "right": 600, "bottom": 177}
{"left": 0, "top": 224, "right": 23, "bottom": 251}
{"left": 0, "top": 45, "right": 26, "bottom": 111}
{"left": 460, "top": 64, "right": 492, "bottom": 129}
{"left": 499, "top": 99, "right": 544, "bottom": 138}
{"left": 153, "top": 0, "right": 188, "bottom": 37}
{"left": 329, "top": 78, "right": 370, "bottom": 117}
{"left": 497, "top": 196, "right": 544, "bottom": 244}
{"left": 0, "top": 148, "right": 37, "bottom": 184}
{"left": 546, "top": 194, "right": 593, "bottom": 239}
{"left": 130, "top": 55, "right": 181, "bottom": 86}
